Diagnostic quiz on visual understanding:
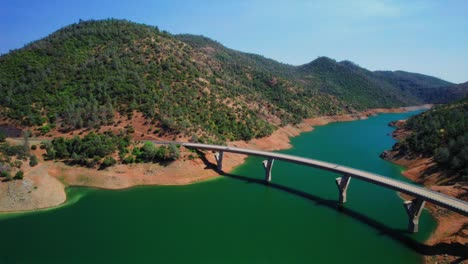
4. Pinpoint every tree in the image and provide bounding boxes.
[0,132,6,142]
[14,170,24,180]
[29,155,39,167]
[168,143,180,160]
[450,157,462,170]
[44,147,56,160]
[0,164,10,175]
[1,171,12,181]
[140,142,157,162]
[435,147,450,164]
[22,130,31,155]
[101,156,116,169]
